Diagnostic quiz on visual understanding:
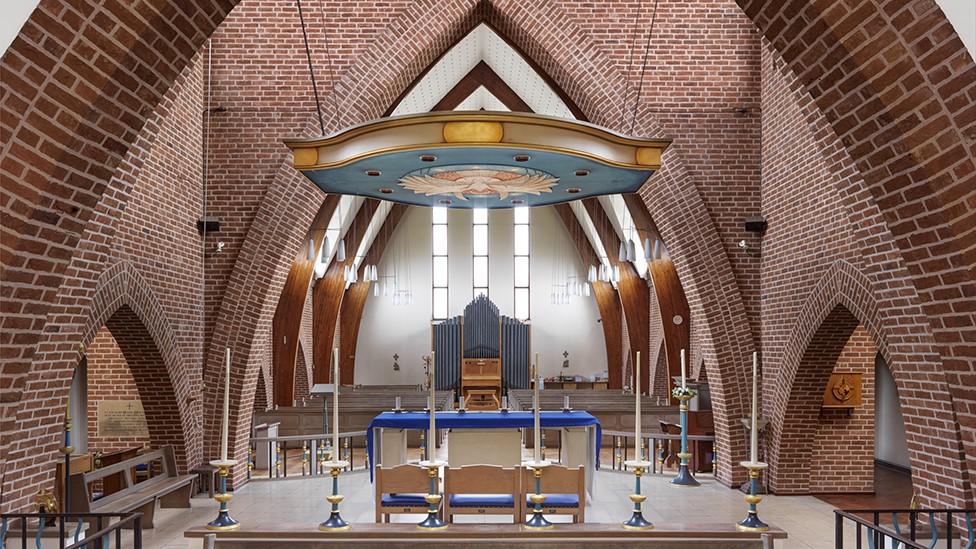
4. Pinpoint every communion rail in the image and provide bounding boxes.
[602,429,716,474]
[0,511,142,549]
[834,508,975,549]
[248,430,368,480]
